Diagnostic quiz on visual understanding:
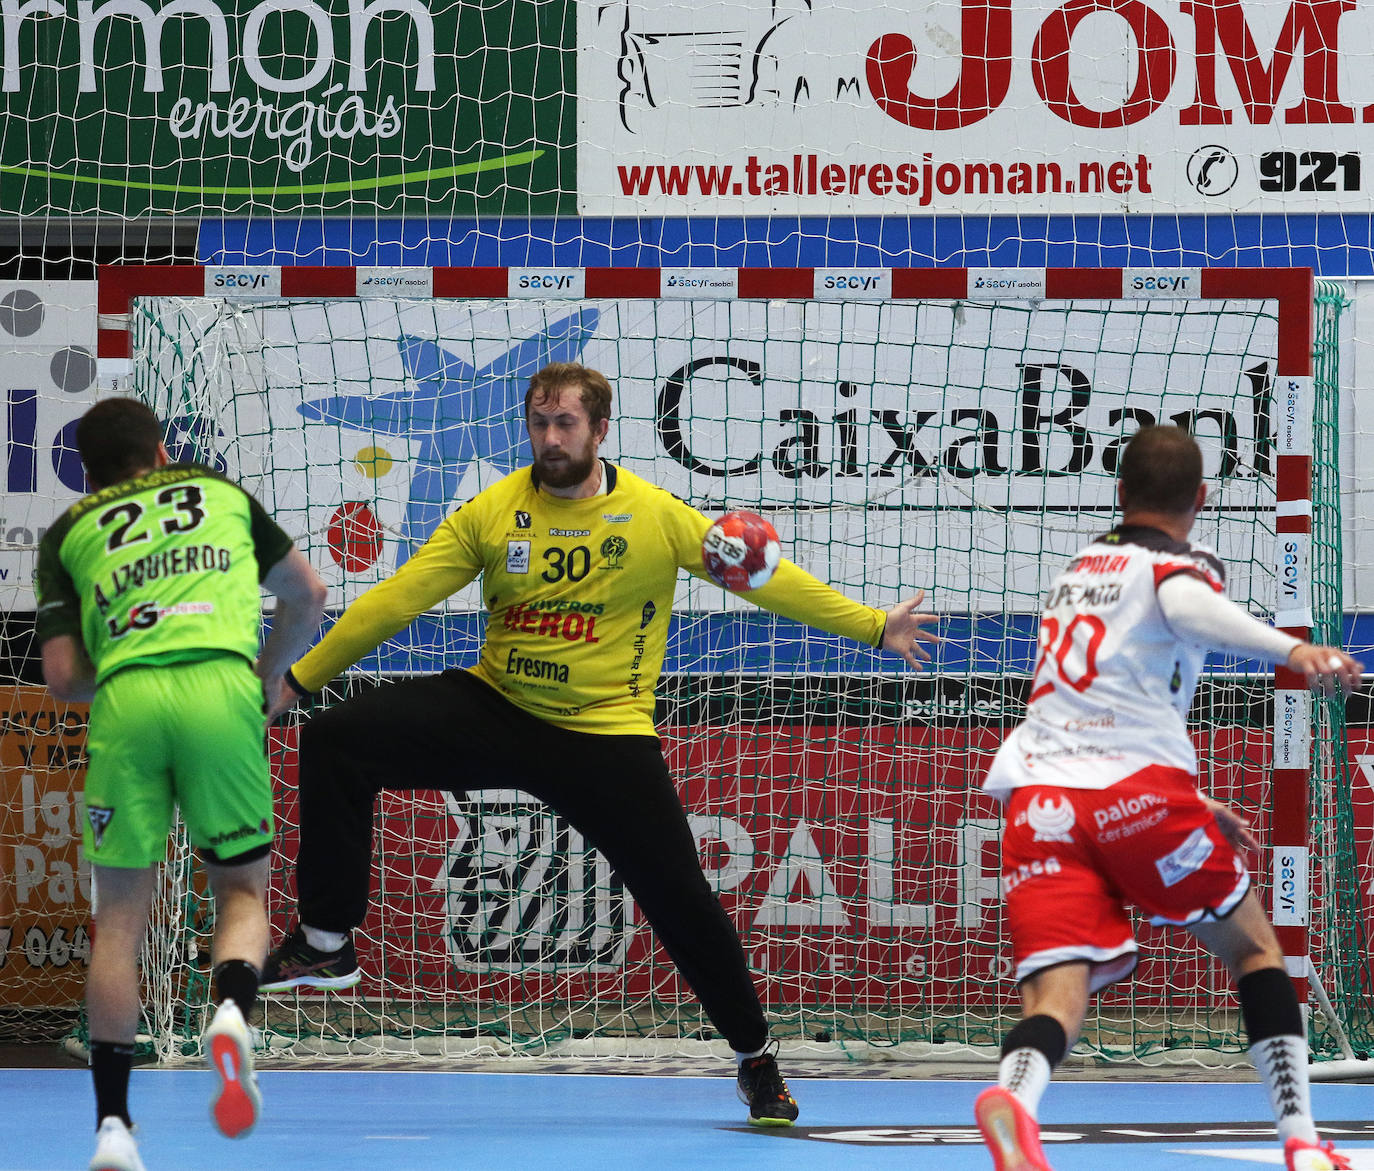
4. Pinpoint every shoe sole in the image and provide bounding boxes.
[975,1089,1050,1171]
[208,1028,261,1139]
[746,1115,797,1128]
[259,969,362,993]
